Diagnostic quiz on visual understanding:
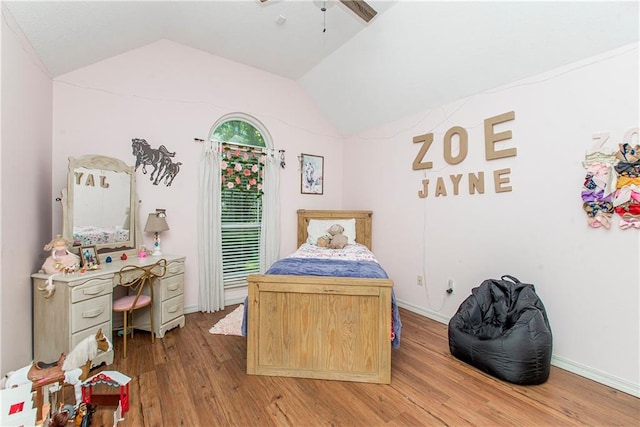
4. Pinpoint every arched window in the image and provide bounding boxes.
[212,117,269,289]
